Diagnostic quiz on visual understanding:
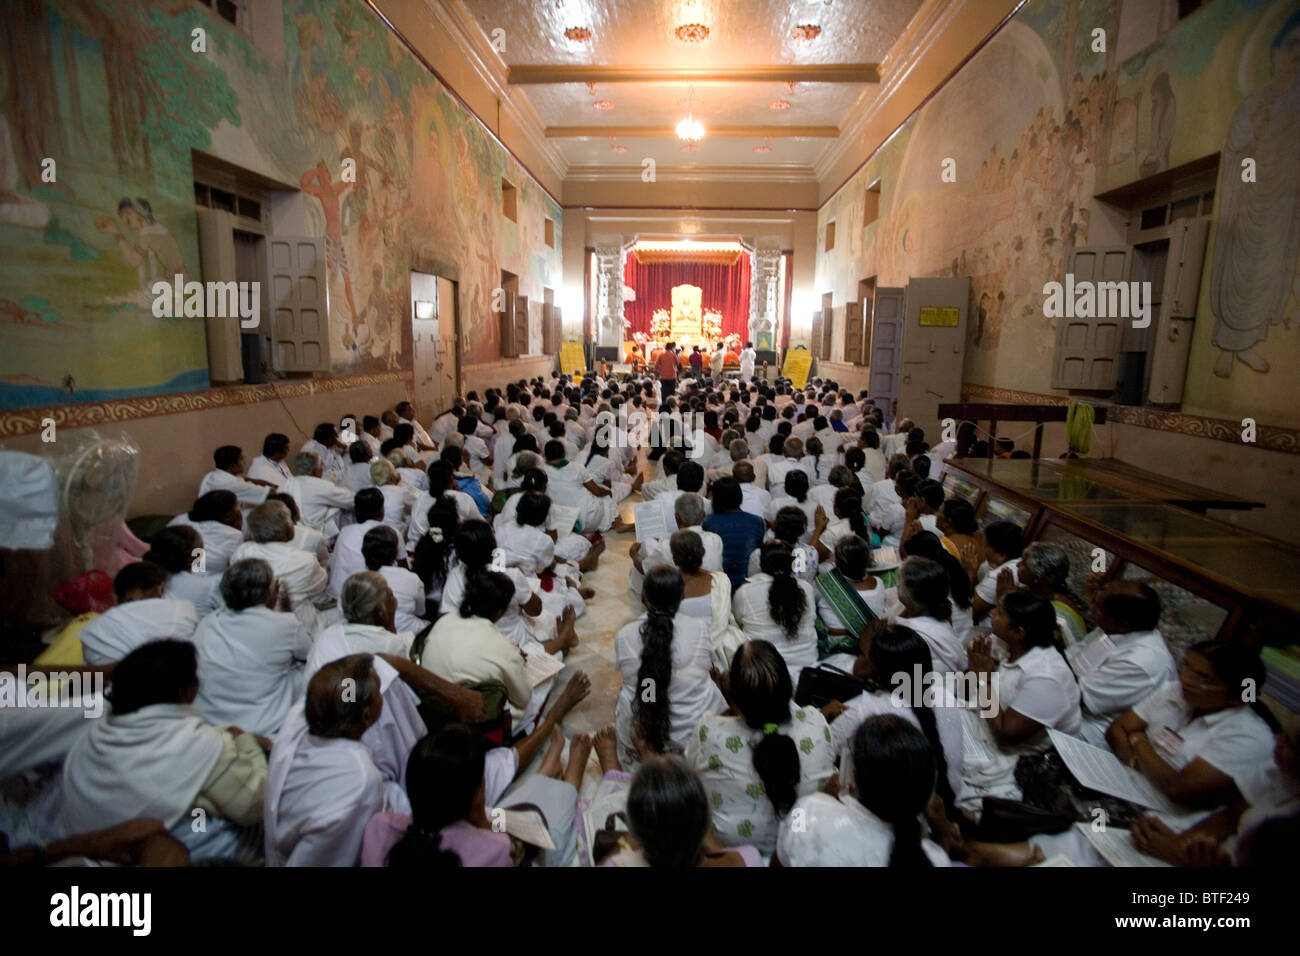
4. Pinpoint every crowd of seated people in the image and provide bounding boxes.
[2,367,1295,869]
